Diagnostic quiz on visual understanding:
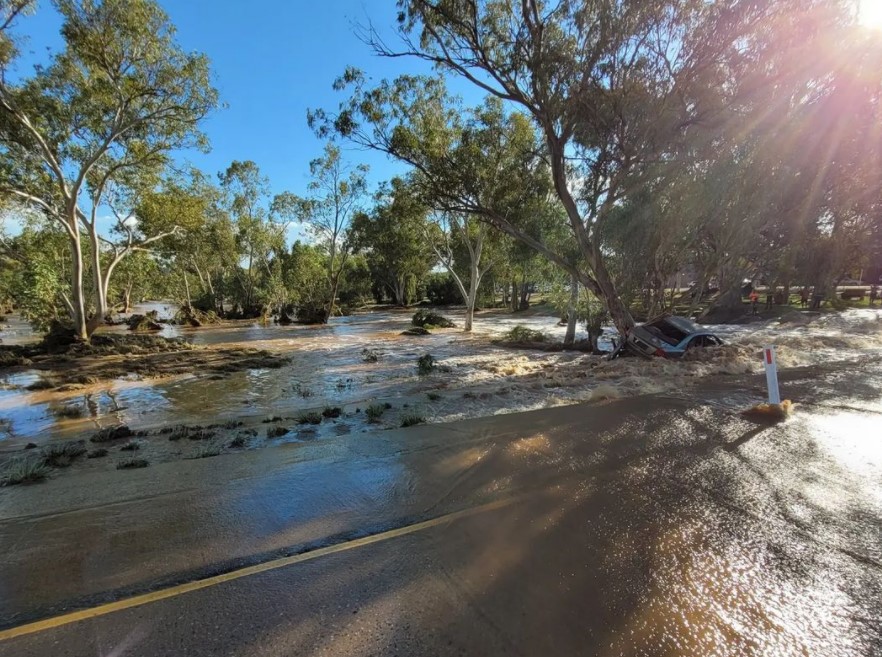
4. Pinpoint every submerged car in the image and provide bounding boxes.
[624,315,723,358]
